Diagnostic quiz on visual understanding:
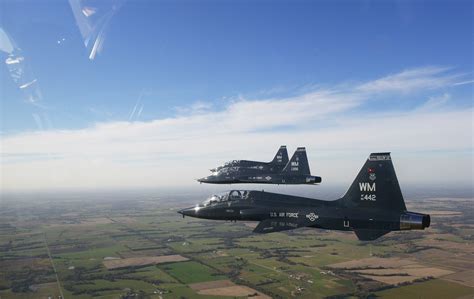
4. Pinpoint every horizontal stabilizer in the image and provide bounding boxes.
[253,218,312,234]
[354,229,390,241]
